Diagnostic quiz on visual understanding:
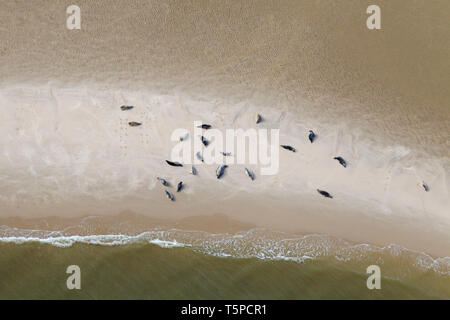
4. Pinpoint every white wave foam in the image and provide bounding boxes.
[0,233,187,249]
[0,227,448,276]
